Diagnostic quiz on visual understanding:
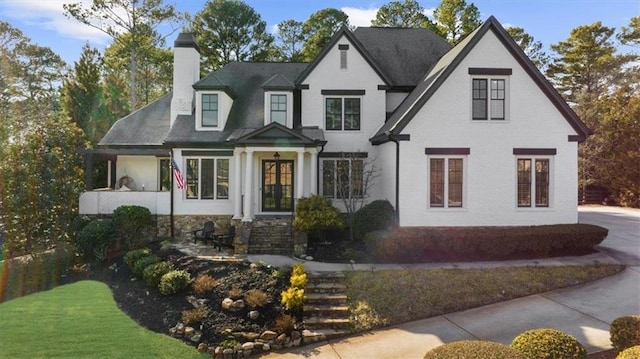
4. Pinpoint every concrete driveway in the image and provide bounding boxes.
[260,206,640,358]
